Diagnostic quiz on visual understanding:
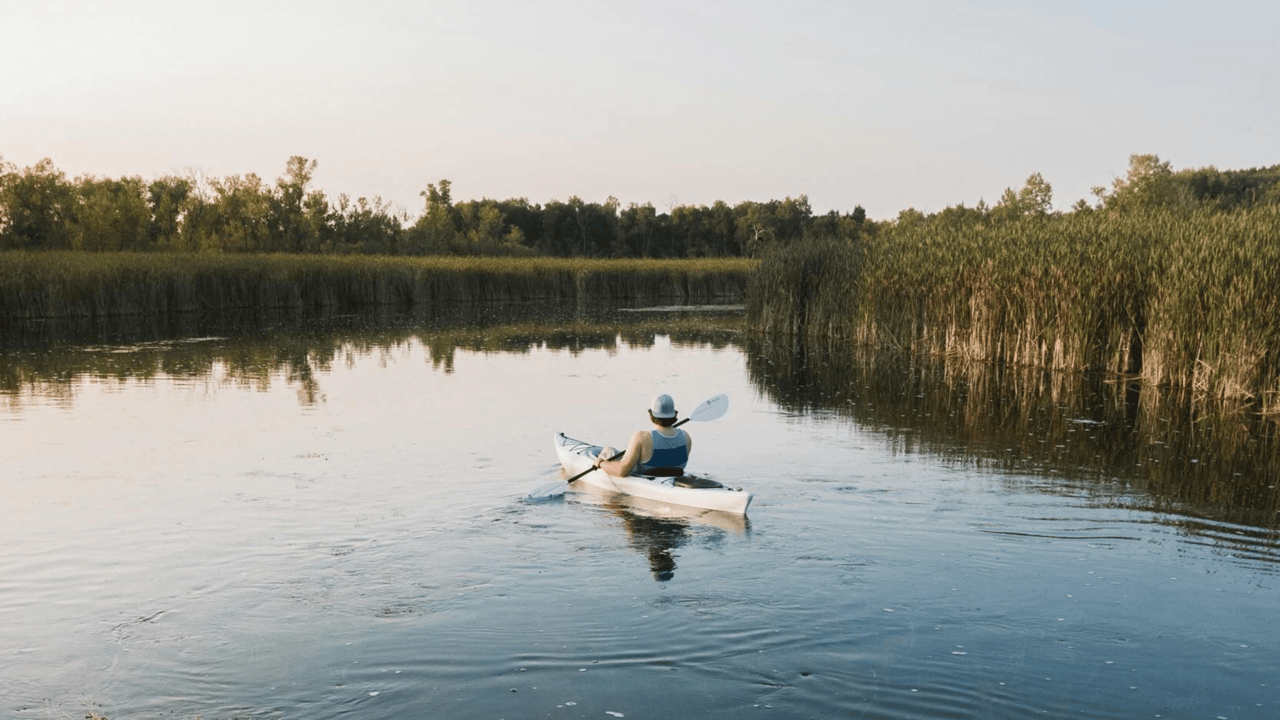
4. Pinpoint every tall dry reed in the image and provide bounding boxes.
[746,206,1280,412]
